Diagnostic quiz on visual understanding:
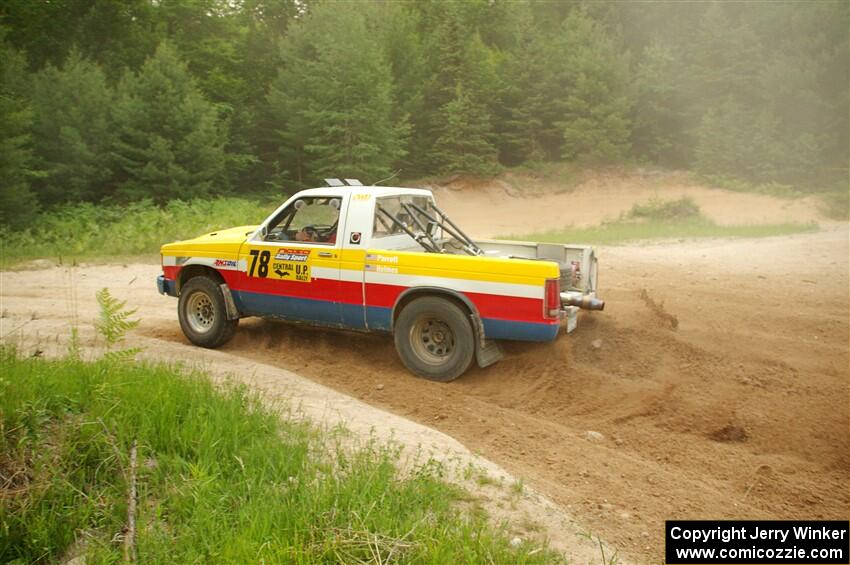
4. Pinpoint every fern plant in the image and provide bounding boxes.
[95,288,140,357]
[67,326,81,360]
